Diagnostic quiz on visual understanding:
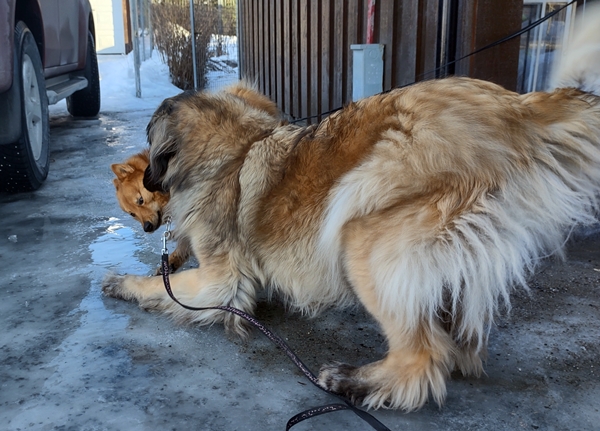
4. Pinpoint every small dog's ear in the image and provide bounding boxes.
[111,163,134,180]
